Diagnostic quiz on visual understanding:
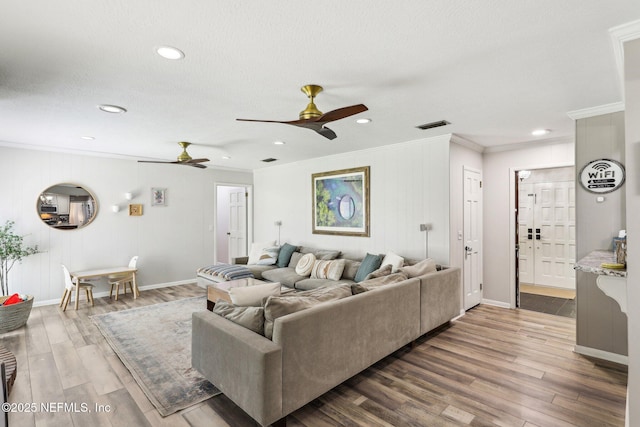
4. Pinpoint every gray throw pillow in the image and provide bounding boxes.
[212,300,265,335]
[354,253,383,282]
